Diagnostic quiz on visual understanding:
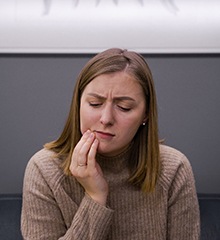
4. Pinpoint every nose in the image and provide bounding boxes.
[100,104,115,126]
